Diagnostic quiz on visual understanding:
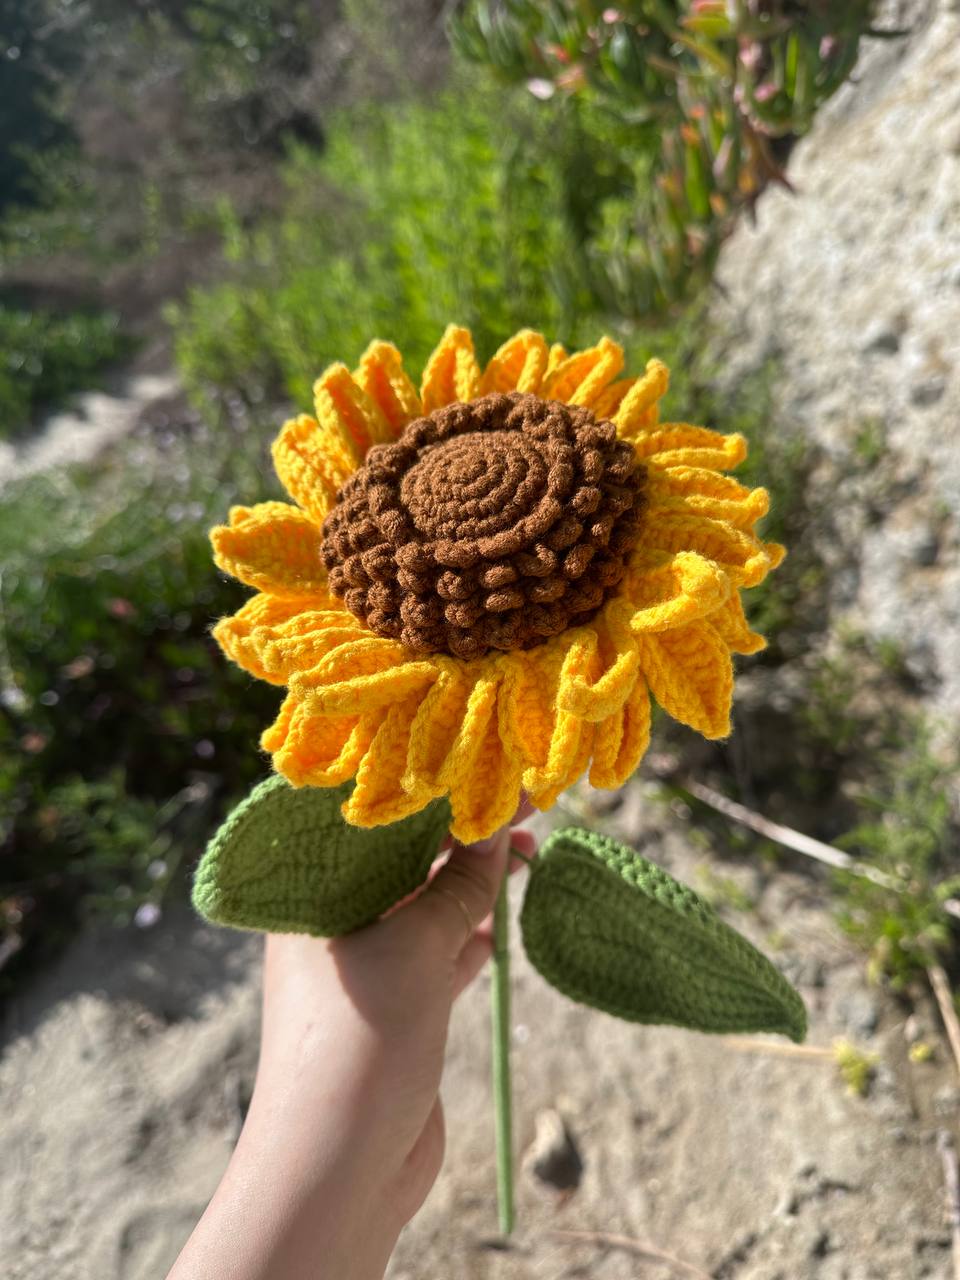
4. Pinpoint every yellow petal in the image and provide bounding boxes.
[291,637,437,717]
[498,644,566,775]
[614,358,670,437]
[559,719,594,797]
[523,635,596,807]
[637,619,733,739]
[437,664,502,793]
[314,363,393,457]
[542,336,624,407]
[555,604,641,722]
[590,675,652,789]
[260,619,370,683]
[647,467,770,530]
[271,414,350,523]
[343,692,431,827]
[622,549,732,633]
[403,657,477,795]
[635,512,779,588]
[708,593,767,655]
[260,690,299,753]
[765,542,786,572]
[545,343,568,381]
[354,340,421,435]
[634,424,748,473]
[210,502,327,597]
[591,376,638,422]
[479,330,549,395]
[421,325,481,411]
[274,702,379,787]
[448,701,524,844]
[213,594,321,684]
